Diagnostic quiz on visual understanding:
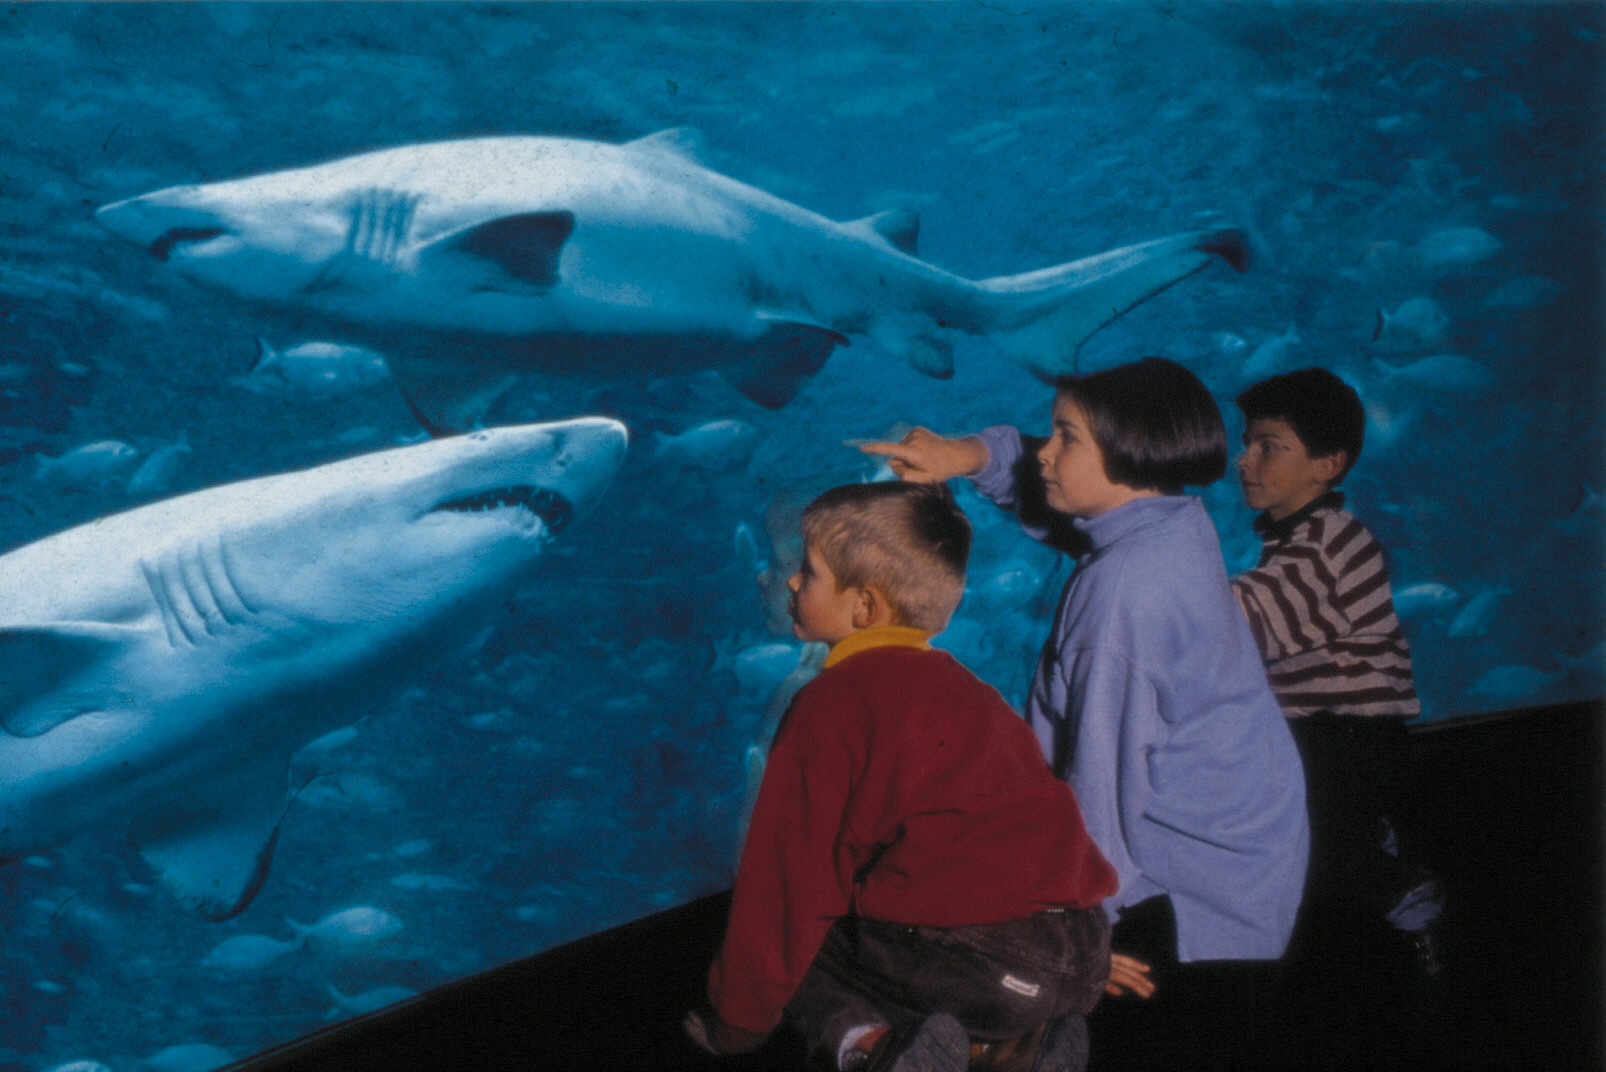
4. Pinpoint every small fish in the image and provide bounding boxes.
[1374,355,1495,393]
[241,338,392,395]
[653,419,758,469]
[389,871,472,892]
[1364,399,1419,453]
[201,933,302,971]
[1373,297,1449,349]
[34,440,142,487]
[287,905,404,945]
[724,641,804,696]
[1212,332,1249,355]
[1483,275,1563,311]
[969,563,1048,613]
[733,520,765,578]
[1466,664,1565,705]
[1415,226,1502,269]
[137,1043,235,1072]
[1392,582,1459,619]
[126,433,192,498]
[1448,584,1512,637]
[1560,641,1606,674]
[1242,325,1301,379]
[325,984,420,1020]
